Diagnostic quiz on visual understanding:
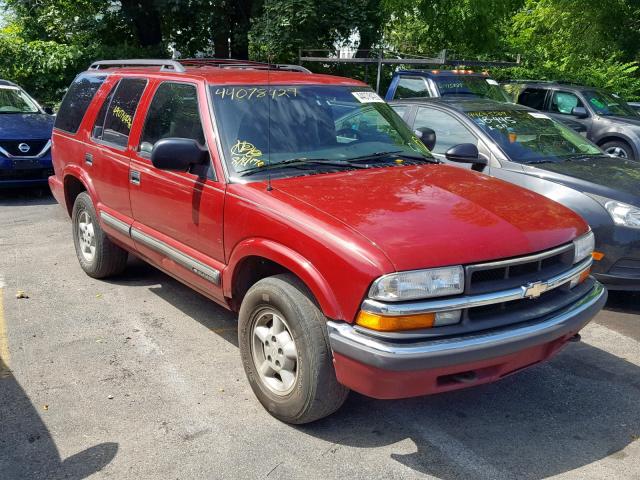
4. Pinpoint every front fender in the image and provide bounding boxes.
[223,238,343,320]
